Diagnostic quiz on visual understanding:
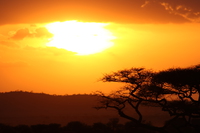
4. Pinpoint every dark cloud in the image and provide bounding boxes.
[0,0,200,24]
[11,27,53,40]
